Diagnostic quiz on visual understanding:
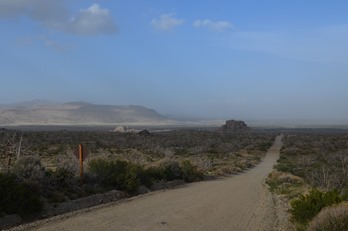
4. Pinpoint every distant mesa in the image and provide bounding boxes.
[220,119,250,132]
